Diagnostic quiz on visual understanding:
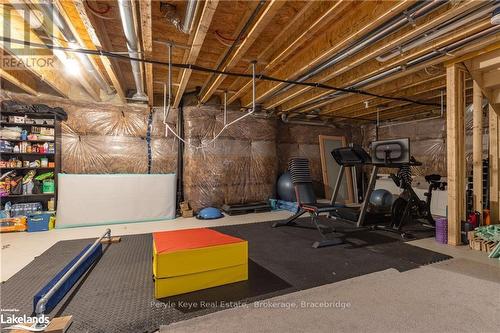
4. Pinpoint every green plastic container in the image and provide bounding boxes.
[42,179,55,193]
